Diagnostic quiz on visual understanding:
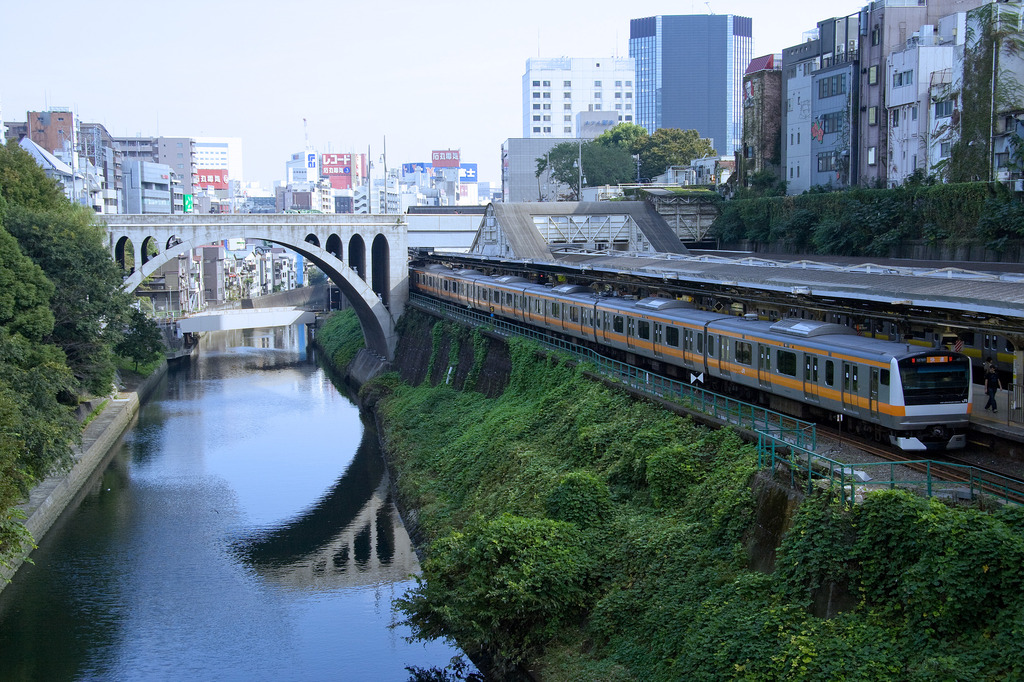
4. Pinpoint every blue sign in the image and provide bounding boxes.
[459,163,478,181]
[307,153,317,169]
